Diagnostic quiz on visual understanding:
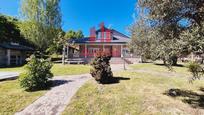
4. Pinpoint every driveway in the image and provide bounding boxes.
[0,72,19,81]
